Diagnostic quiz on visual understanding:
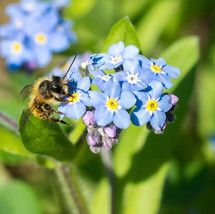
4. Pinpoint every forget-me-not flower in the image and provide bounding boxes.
[138,56,180,89]
[131,81,172,131]
[91,41,139,70]
[89,79,136,129]
[112,59,148,91]
[58,77,91,120]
